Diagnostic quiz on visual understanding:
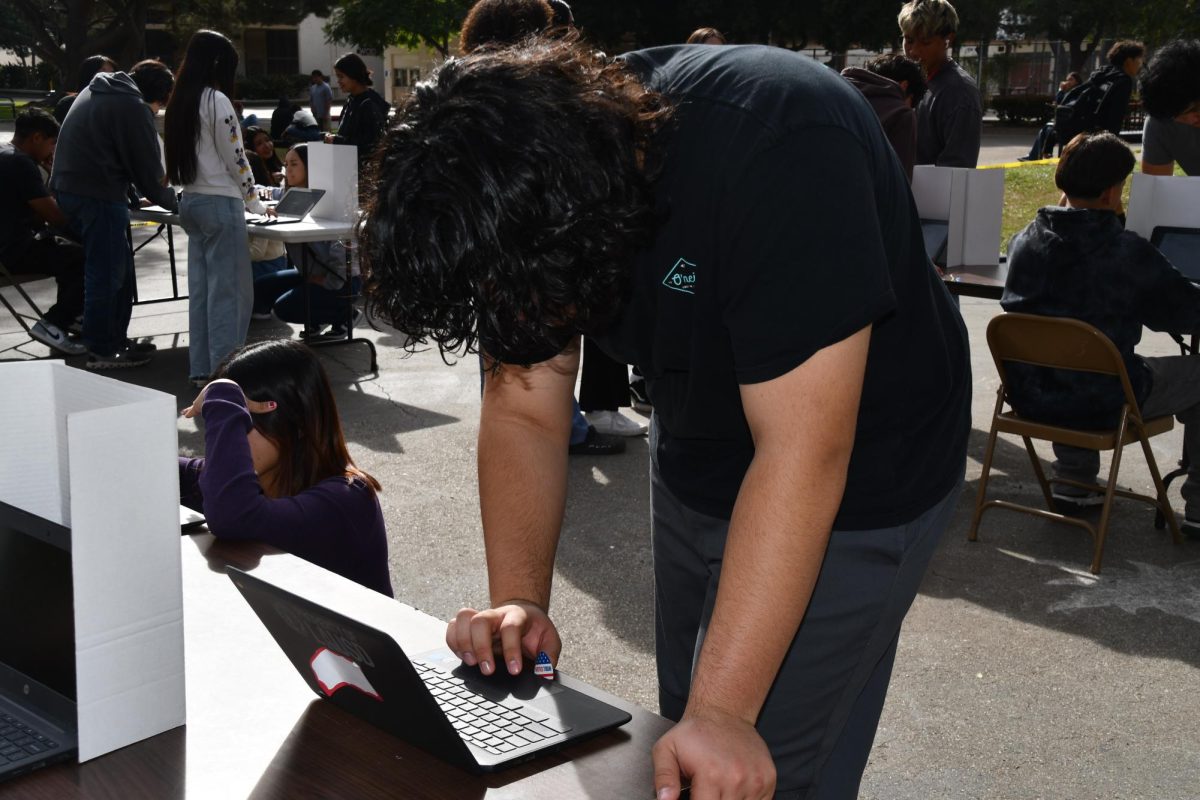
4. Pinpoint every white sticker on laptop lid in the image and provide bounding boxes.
[310,646,382,701]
